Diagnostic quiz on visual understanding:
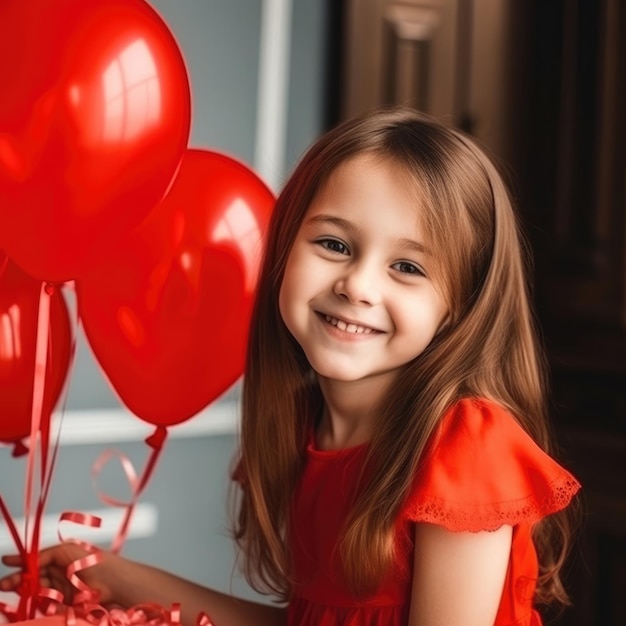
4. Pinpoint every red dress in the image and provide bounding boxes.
[287,398,581,626]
